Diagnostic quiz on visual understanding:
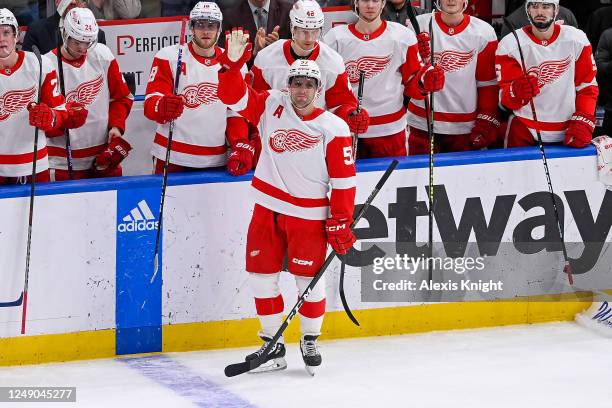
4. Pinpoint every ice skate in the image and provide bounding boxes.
[245,335,287,373]
[300,335,322,376]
